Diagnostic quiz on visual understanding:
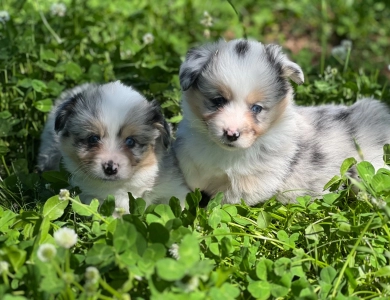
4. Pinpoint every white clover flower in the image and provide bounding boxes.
[59,189,70,201]
[0,11,10,23]
[200,11,213,27]
[85,266,100,284]
[37,243,57,262]
[340,39,352,50]
[114,207,126,218]
[45,183,51,190]
[169,243,180,260]
[372,197,387,209]
[54,227,78,249]
[0,261,9,275]
[50,3,67,17]
[62,272,74,284]
[331,45,347,60]
[142,33,154,45]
